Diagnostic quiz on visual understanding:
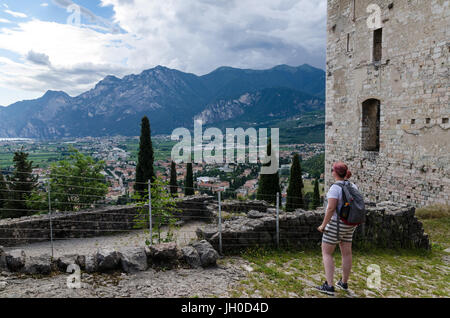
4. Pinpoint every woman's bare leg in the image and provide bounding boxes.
[321,242,336,285]
[339,242,352,283]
